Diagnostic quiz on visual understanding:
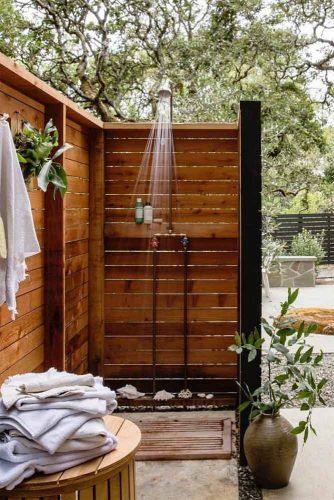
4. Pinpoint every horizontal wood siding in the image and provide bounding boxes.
[0,83,45,382]
[104,126,239,401]
[64,119,90,373]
